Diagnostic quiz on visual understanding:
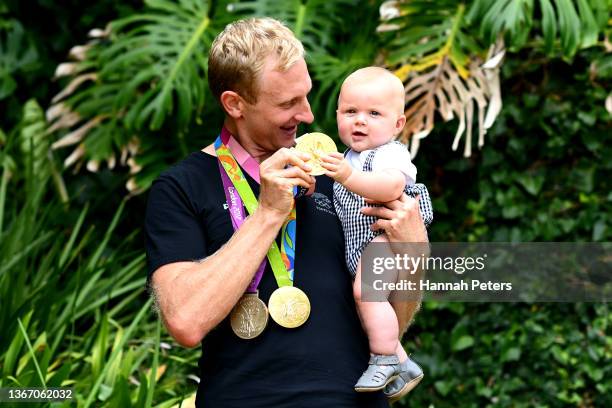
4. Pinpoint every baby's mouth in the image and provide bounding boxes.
[352,131,367,137]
